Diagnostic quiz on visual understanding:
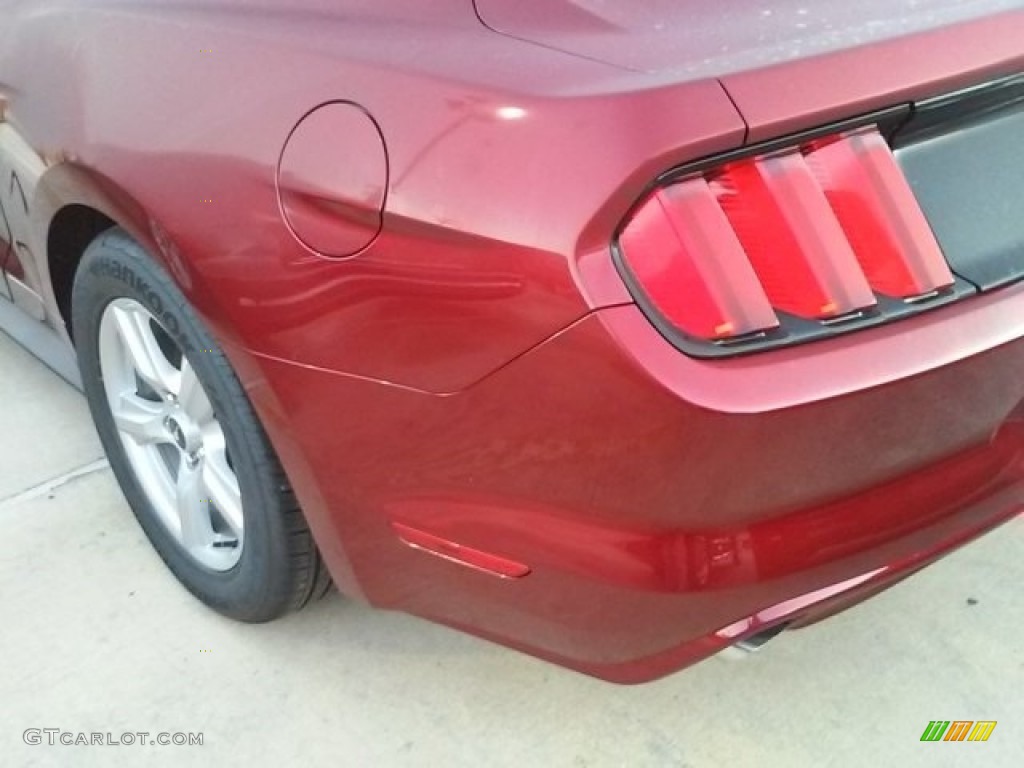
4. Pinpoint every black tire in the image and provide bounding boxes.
[72,228,331,621]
